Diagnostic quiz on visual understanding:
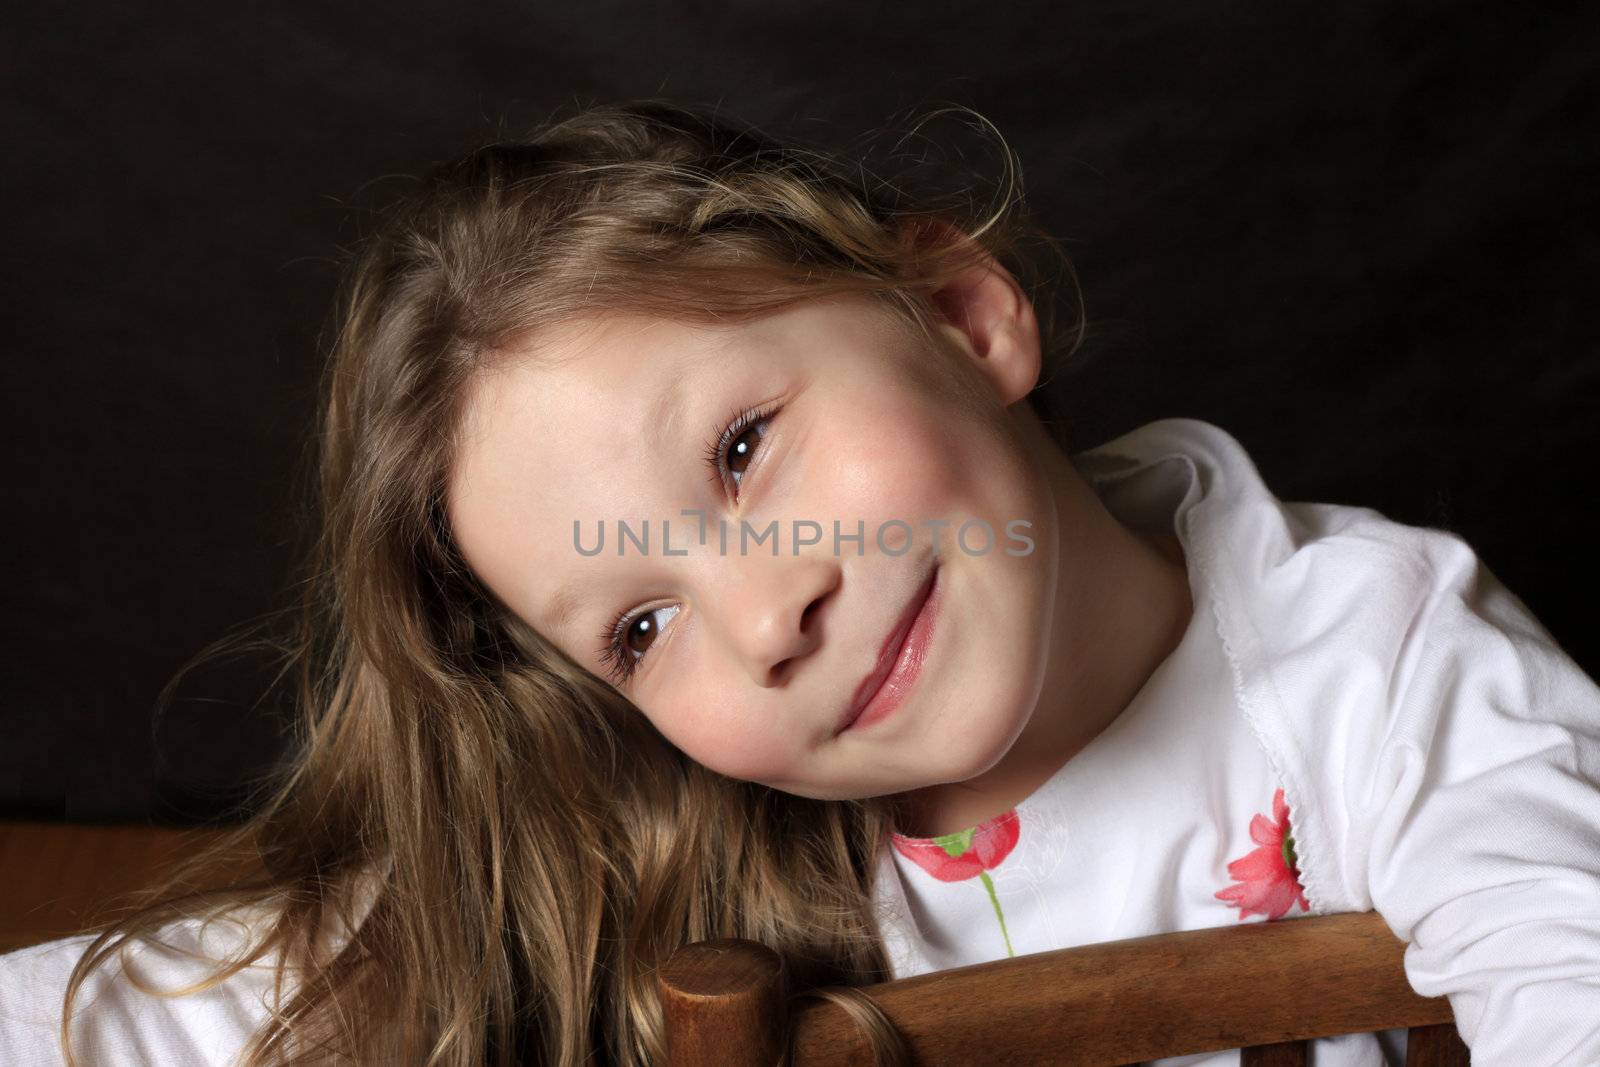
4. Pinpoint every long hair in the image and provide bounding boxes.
[60,98,1086,1066]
